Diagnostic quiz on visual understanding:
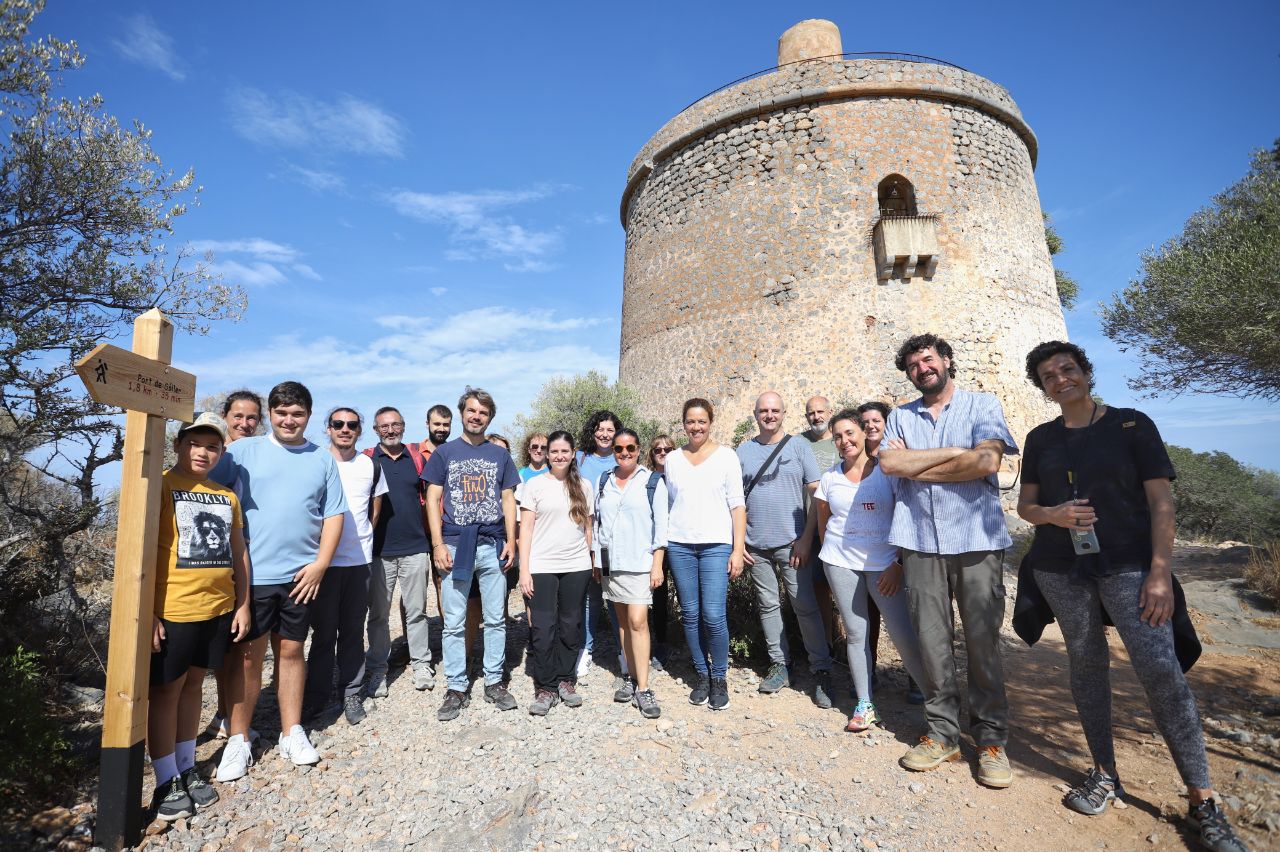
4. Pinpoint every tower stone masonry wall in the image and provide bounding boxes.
[619,50,1067,455]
